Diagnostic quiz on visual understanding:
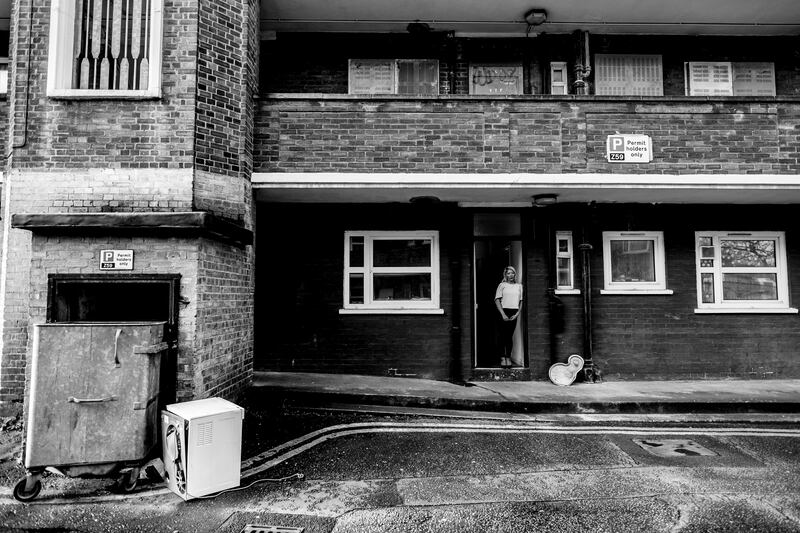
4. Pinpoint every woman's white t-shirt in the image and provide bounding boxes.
[495,282,523,309]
